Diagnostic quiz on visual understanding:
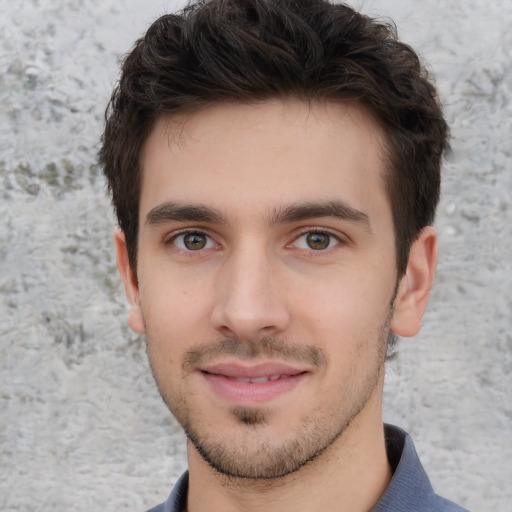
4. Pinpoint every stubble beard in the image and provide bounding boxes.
[183,396,377,480]
[146,283,398,483]
[147,301,394,481]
